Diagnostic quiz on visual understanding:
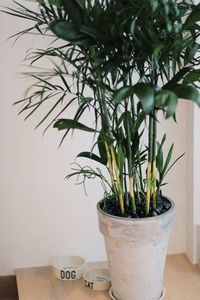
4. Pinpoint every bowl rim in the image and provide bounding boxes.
[52,255,86,269]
